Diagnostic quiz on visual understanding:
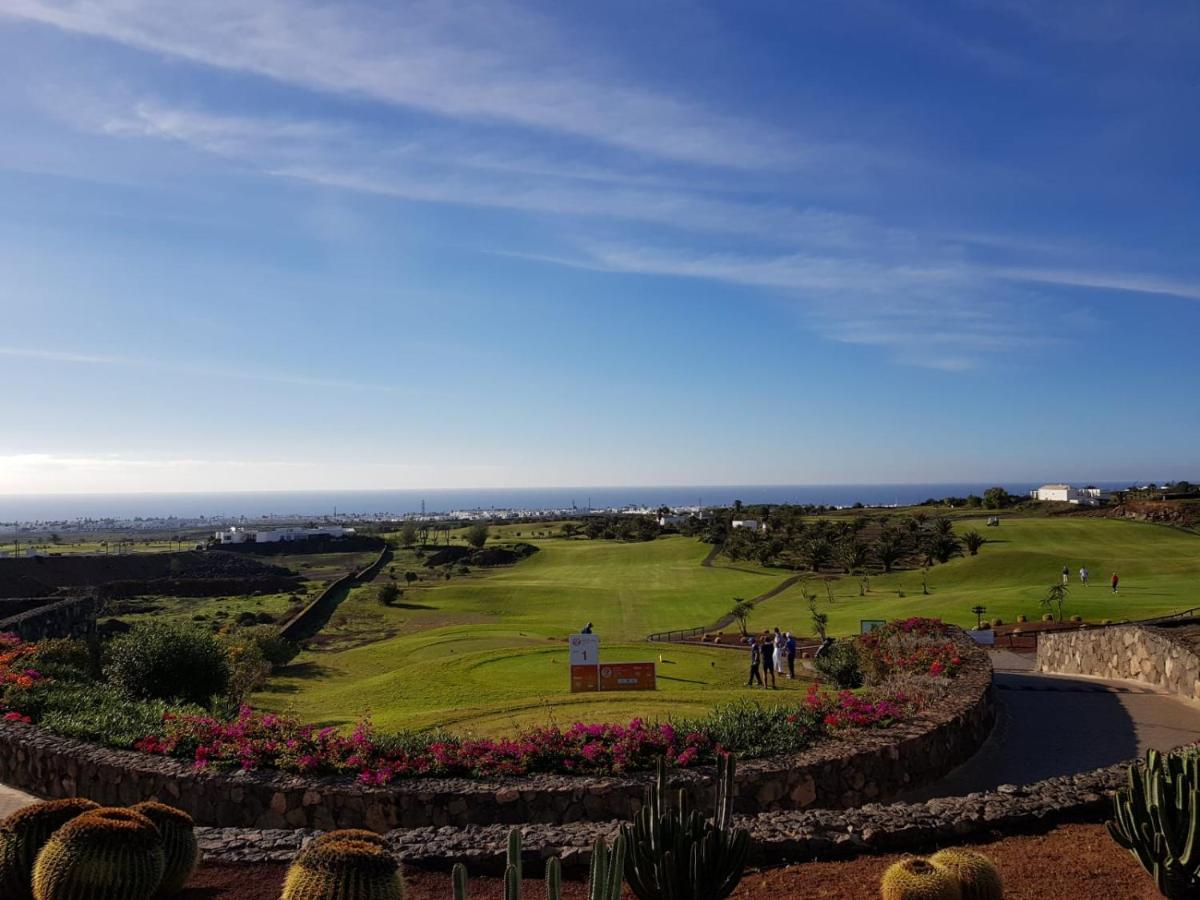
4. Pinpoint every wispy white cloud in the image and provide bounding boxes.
[994,268,1200,301]
[0,347,402,393]
[2,0,796,168]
